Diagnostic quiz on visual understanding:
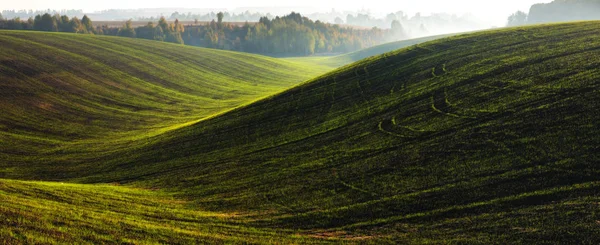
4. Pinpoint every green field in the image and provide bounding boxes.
[285,34,453,69]
[0,30,332,179]
[2,22,600,244]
